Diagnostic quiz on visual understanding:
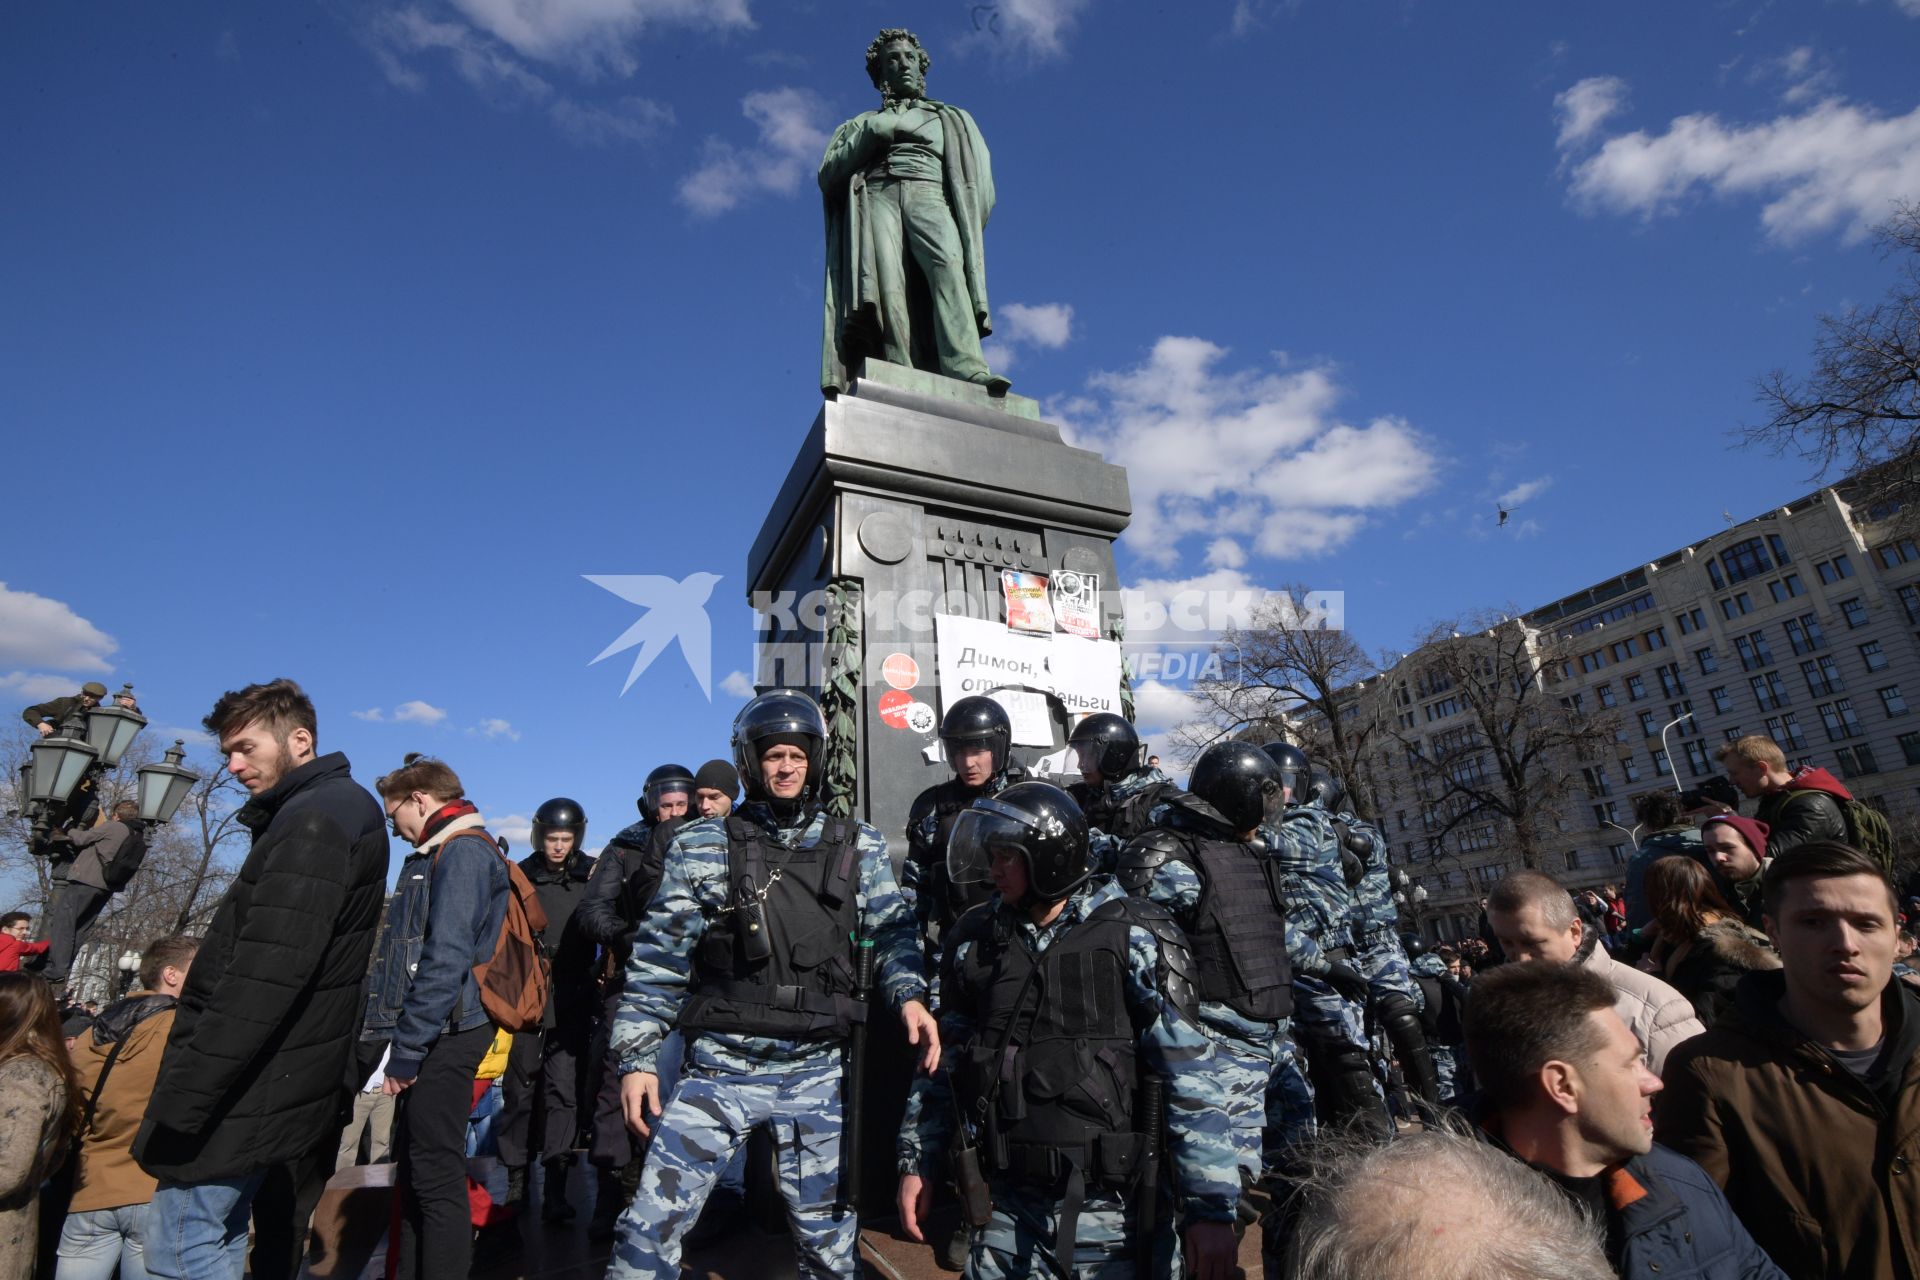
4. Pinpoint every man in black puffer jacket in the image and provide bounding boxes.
[133,680,390,1280]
